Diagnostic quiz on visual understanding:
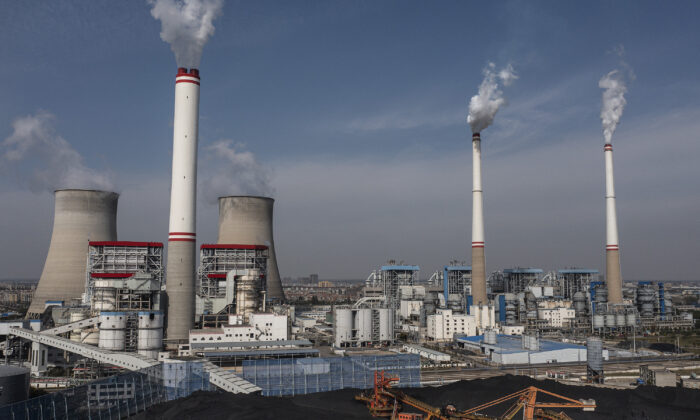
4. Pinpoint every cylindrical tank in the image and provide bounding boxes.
[484,329,497,345]
[92,280,117,312]
[354,308,373,343]
[592,314,605,329]
[615,312,626,327]
[27,190,119,318]
[637,285,655,318]
[573,292,587,316]
[587,337,604,383]
[217,196,284,301]
[604,313,616,328]
[235,269,261,321]
[377,308,393,342]
[81,328,99,346]
[626,311,637,326]
[0,366,30,406]
[69,310,87,342]
[99,312,126,351]
[595,286,608,308]
[137,311,164,359]
[334,308,353,347]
